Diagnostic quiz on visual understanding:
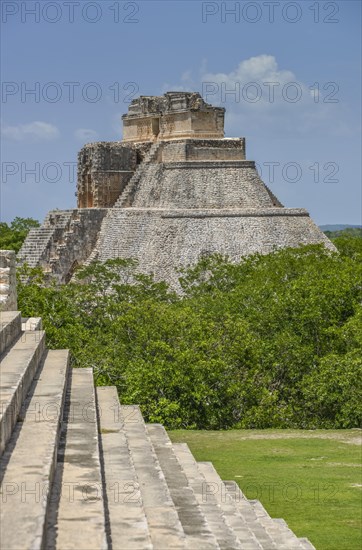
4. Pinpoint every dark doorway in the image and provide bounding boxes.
[151,117,160,138]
